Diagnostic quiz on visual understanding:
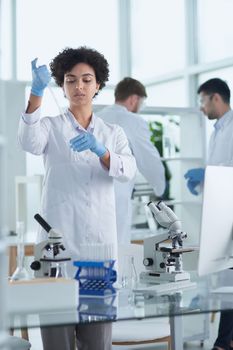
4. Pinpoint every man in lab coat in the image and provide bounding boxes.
[185,78,233,195]
[98,77,165,243]
[184,78,233,350]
